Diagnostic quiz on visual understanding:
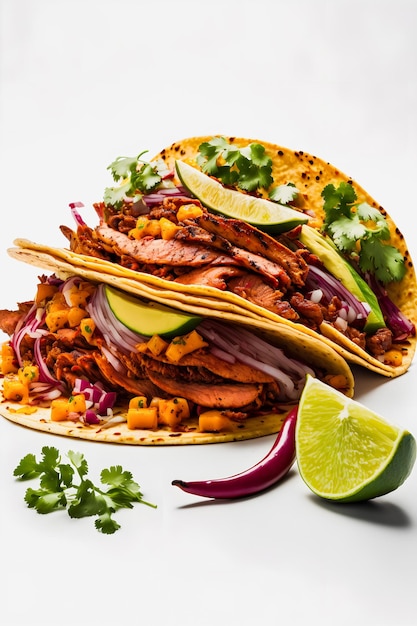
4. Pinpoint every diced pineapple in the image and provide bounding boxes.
[165,330,208,363]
